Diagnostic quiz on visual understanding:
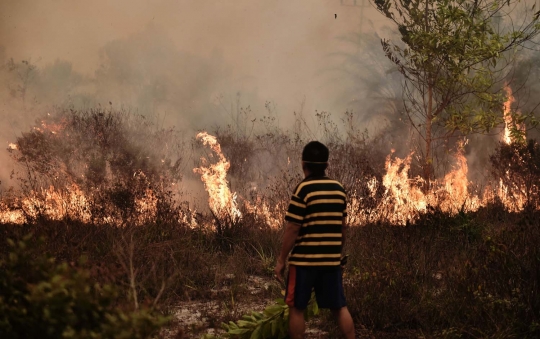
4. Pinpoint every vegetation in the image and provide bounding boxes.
[372,0,540,182]
[1,108,540,338]
[0,235,169,338]
[490,139,540,210]
[202,295,318,339]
